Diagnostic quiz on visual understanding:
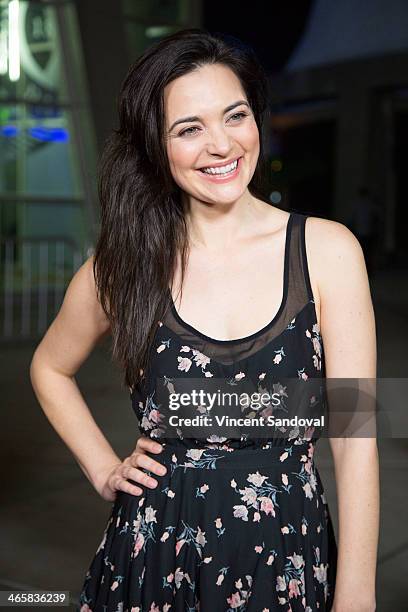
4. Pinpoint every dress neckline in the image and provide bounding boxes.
[167,211,294,346]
